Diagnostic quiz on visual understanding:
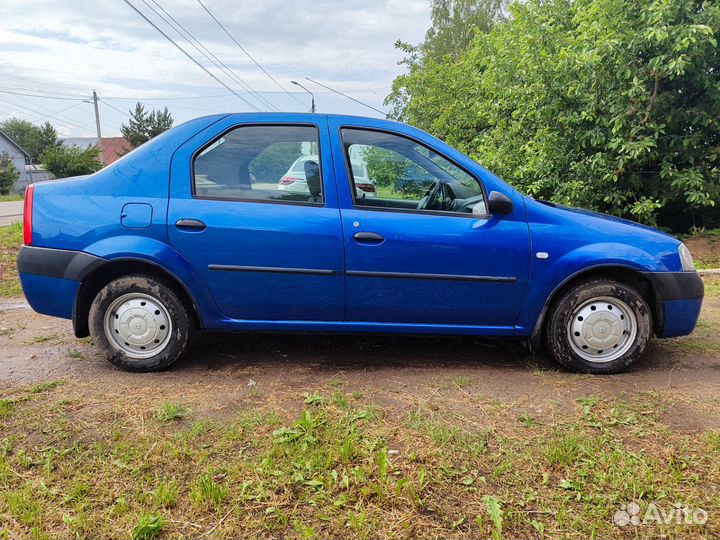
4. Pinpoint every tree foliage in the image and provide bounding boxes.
[387,0,720,230]
[249,143,302,181]
[0,118,62,163]
[0,153,20,195]
[40,145,102,179]
[120,103,174,148]
[423,0,507,61]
